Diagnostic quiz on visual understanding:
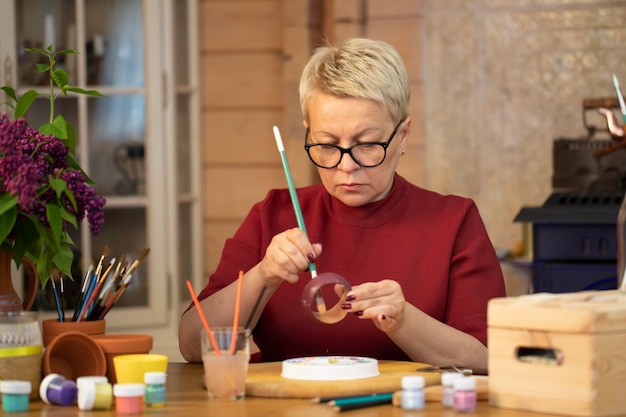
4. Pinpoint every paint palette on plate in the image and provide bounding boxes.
[281,356,379,381]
